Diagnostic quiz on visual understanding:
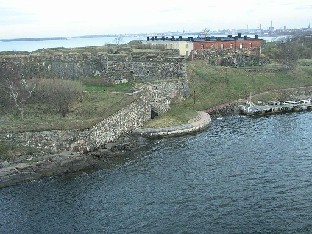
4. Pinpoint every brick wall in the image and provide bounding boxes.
[193,39,262,50]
